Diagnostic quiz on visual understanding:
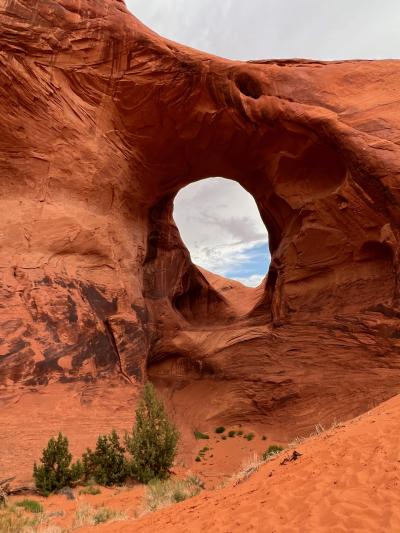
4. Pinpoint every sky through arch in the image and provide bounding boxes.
[173,178,269,287]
